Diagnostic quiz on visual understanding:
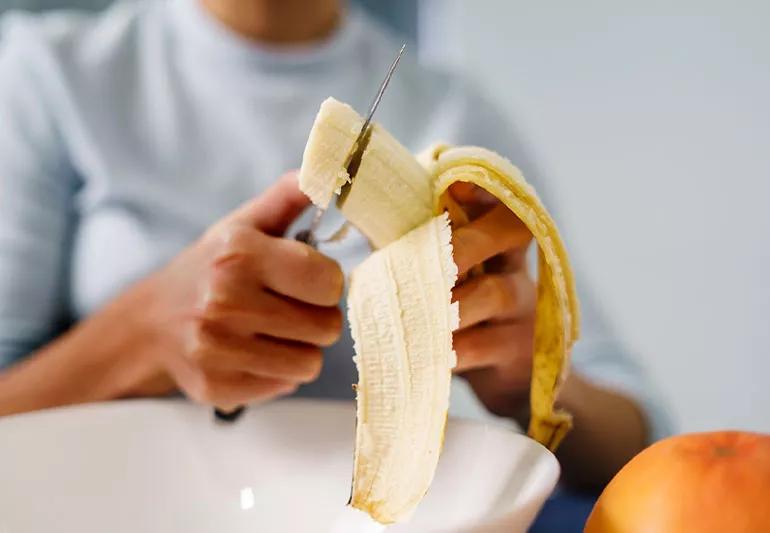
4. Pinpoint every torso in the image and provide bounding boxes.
[18,0,523,404]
